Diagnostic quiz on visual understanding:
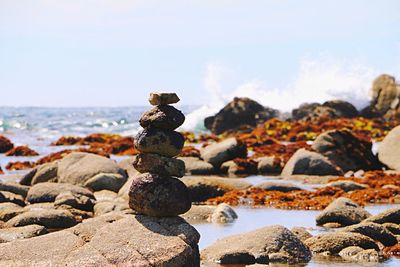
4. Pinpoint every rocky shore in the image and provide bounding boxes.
[0,75,399,265]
